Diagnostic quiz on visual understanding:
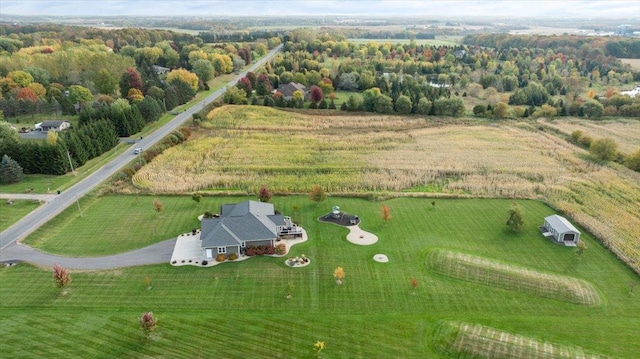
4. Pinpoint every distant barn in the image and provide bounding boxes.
[540,215,581,246]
